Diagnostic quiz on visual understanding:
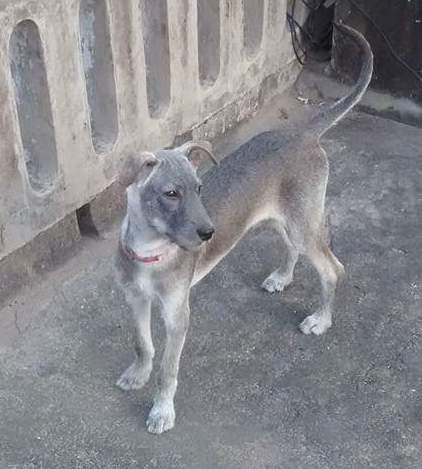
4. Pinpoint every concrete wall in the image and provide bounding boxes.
[0,1,299,278]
